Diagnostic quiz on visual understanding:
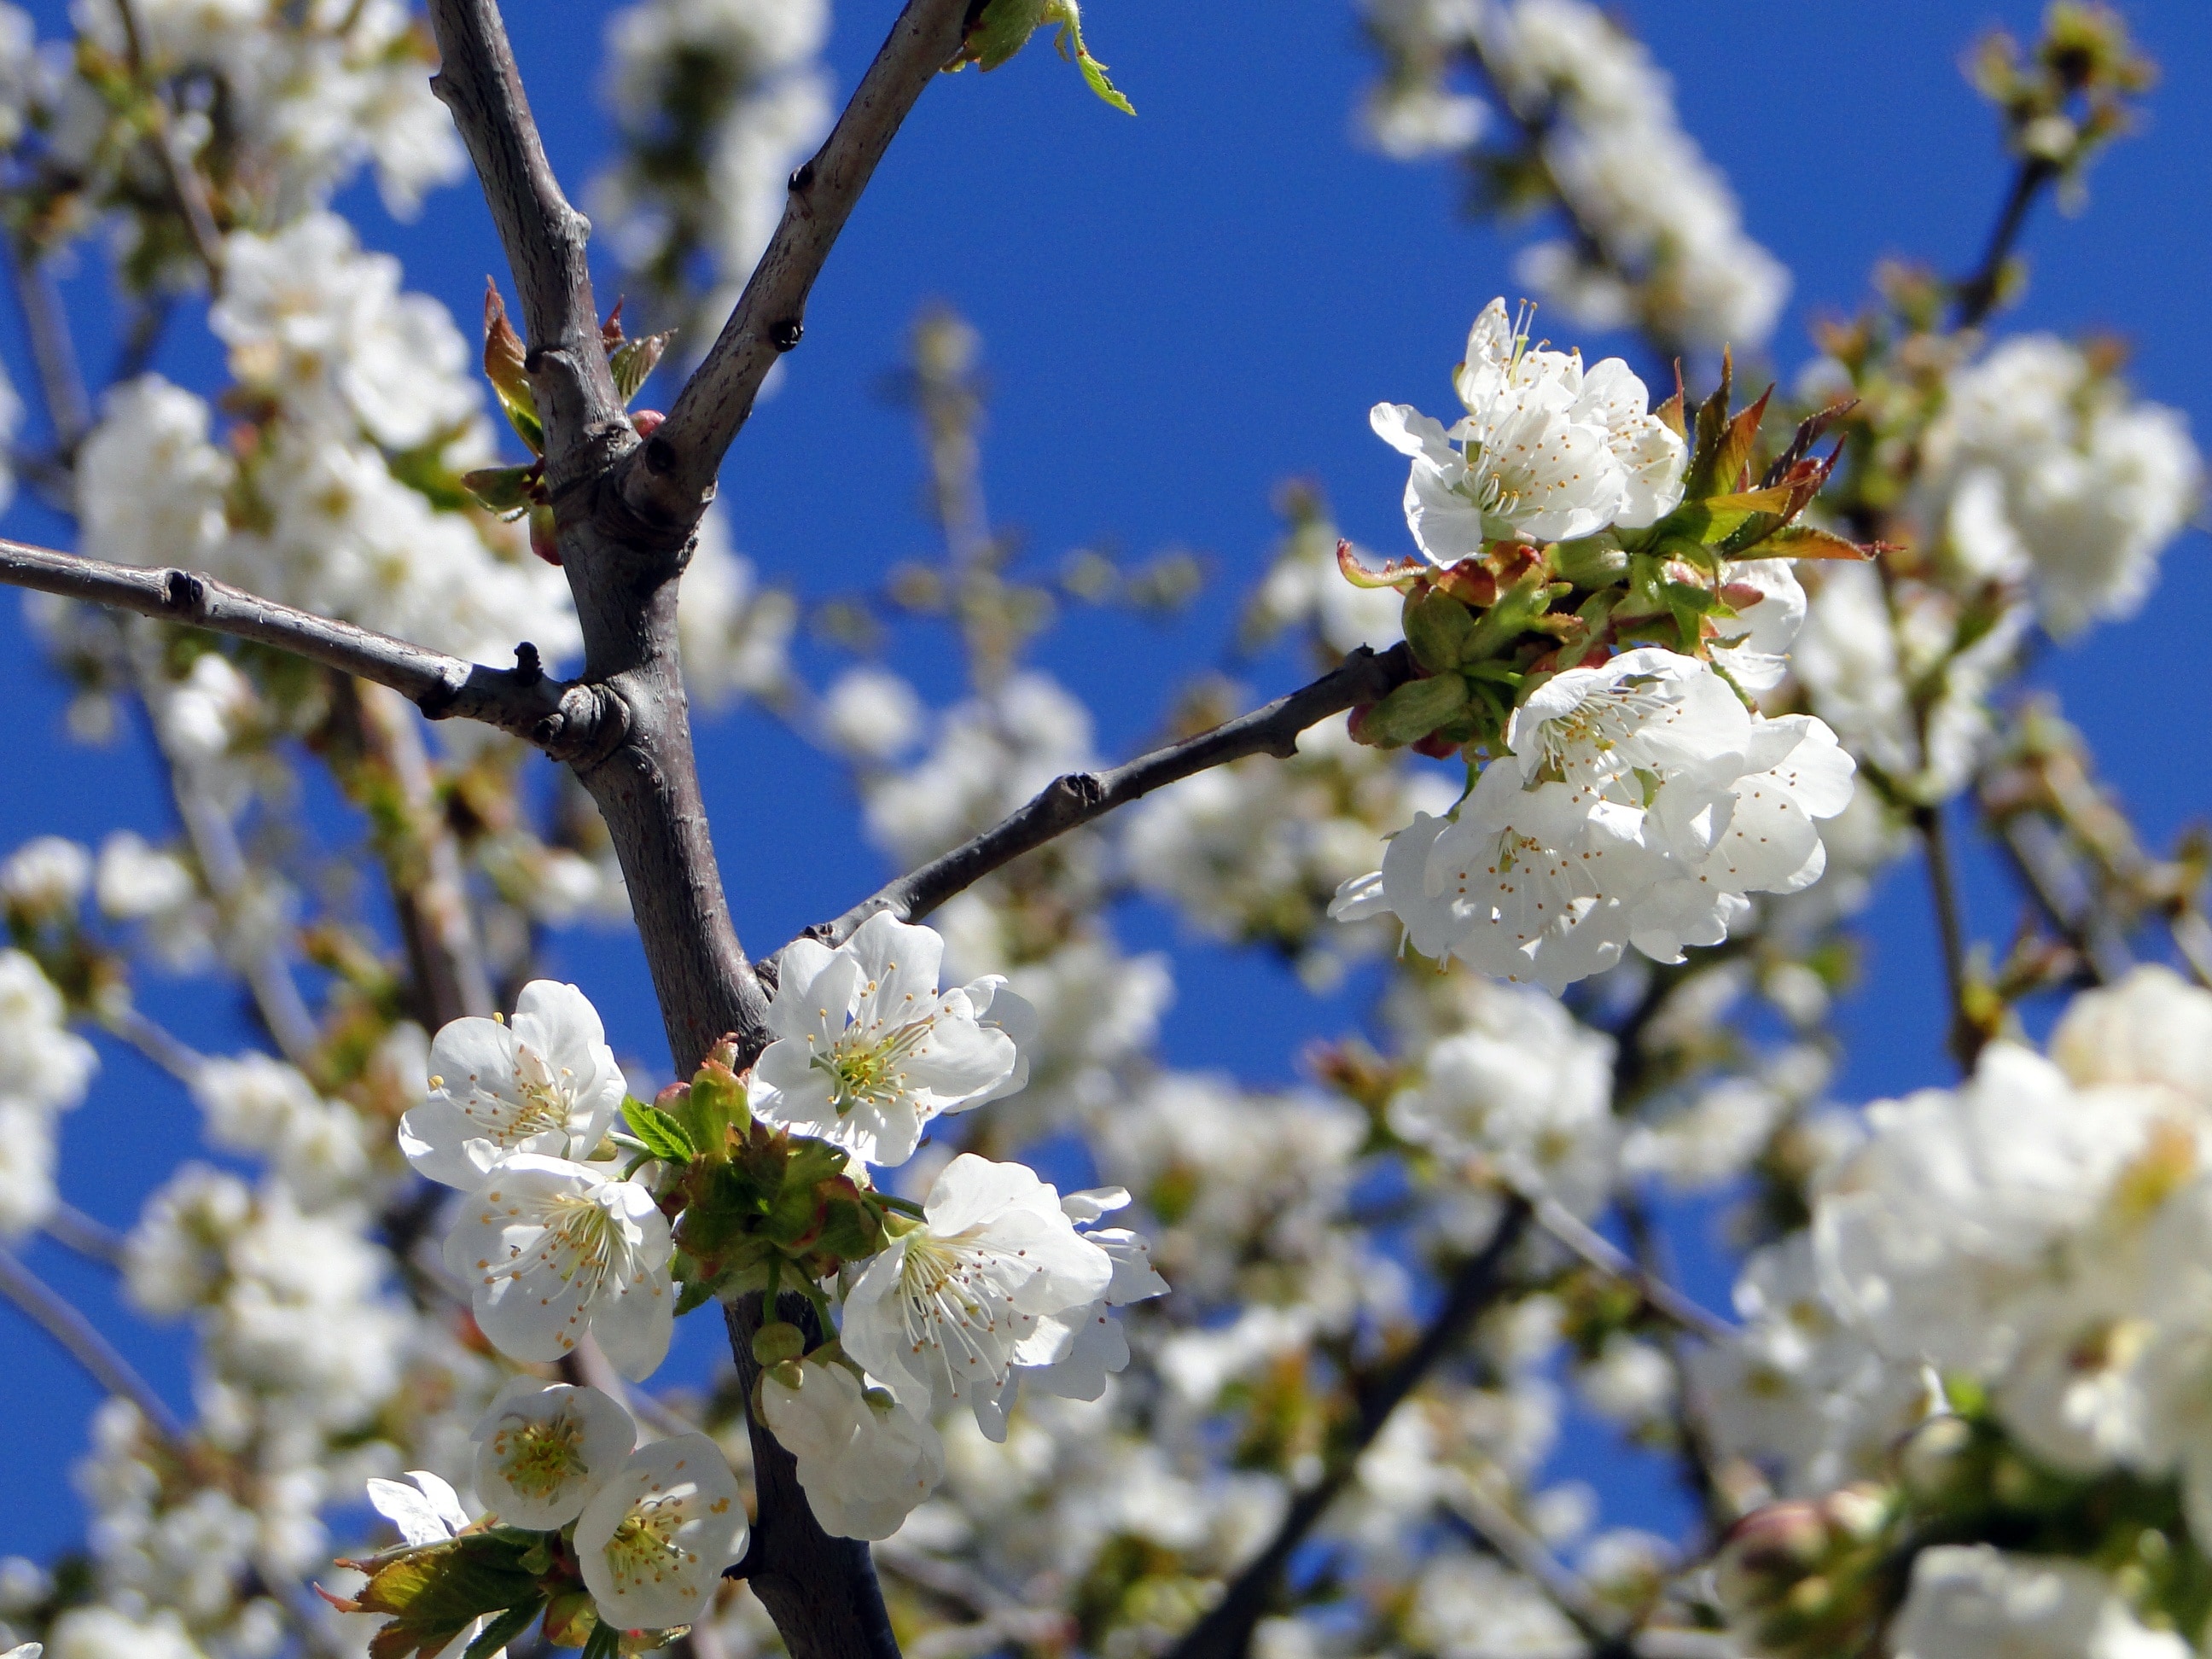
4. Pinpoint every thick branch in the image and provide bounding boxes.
[425,0,622,478]
[626,0,974,527]
[1162,1197,1532,1659]
[0,538,617,752]
[816,643,1417,946]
